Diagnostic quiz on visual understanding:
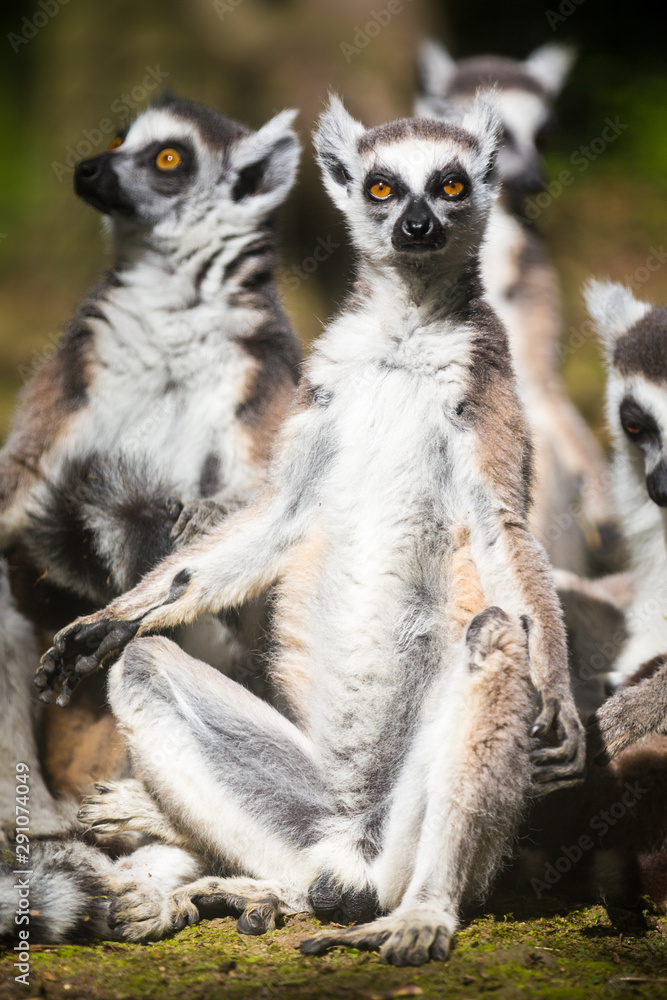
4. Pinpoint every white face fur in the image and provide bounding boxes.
[415,41,575,199]
[73,98,300,247]
[586,279,667,507]
[313,95,501,267]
